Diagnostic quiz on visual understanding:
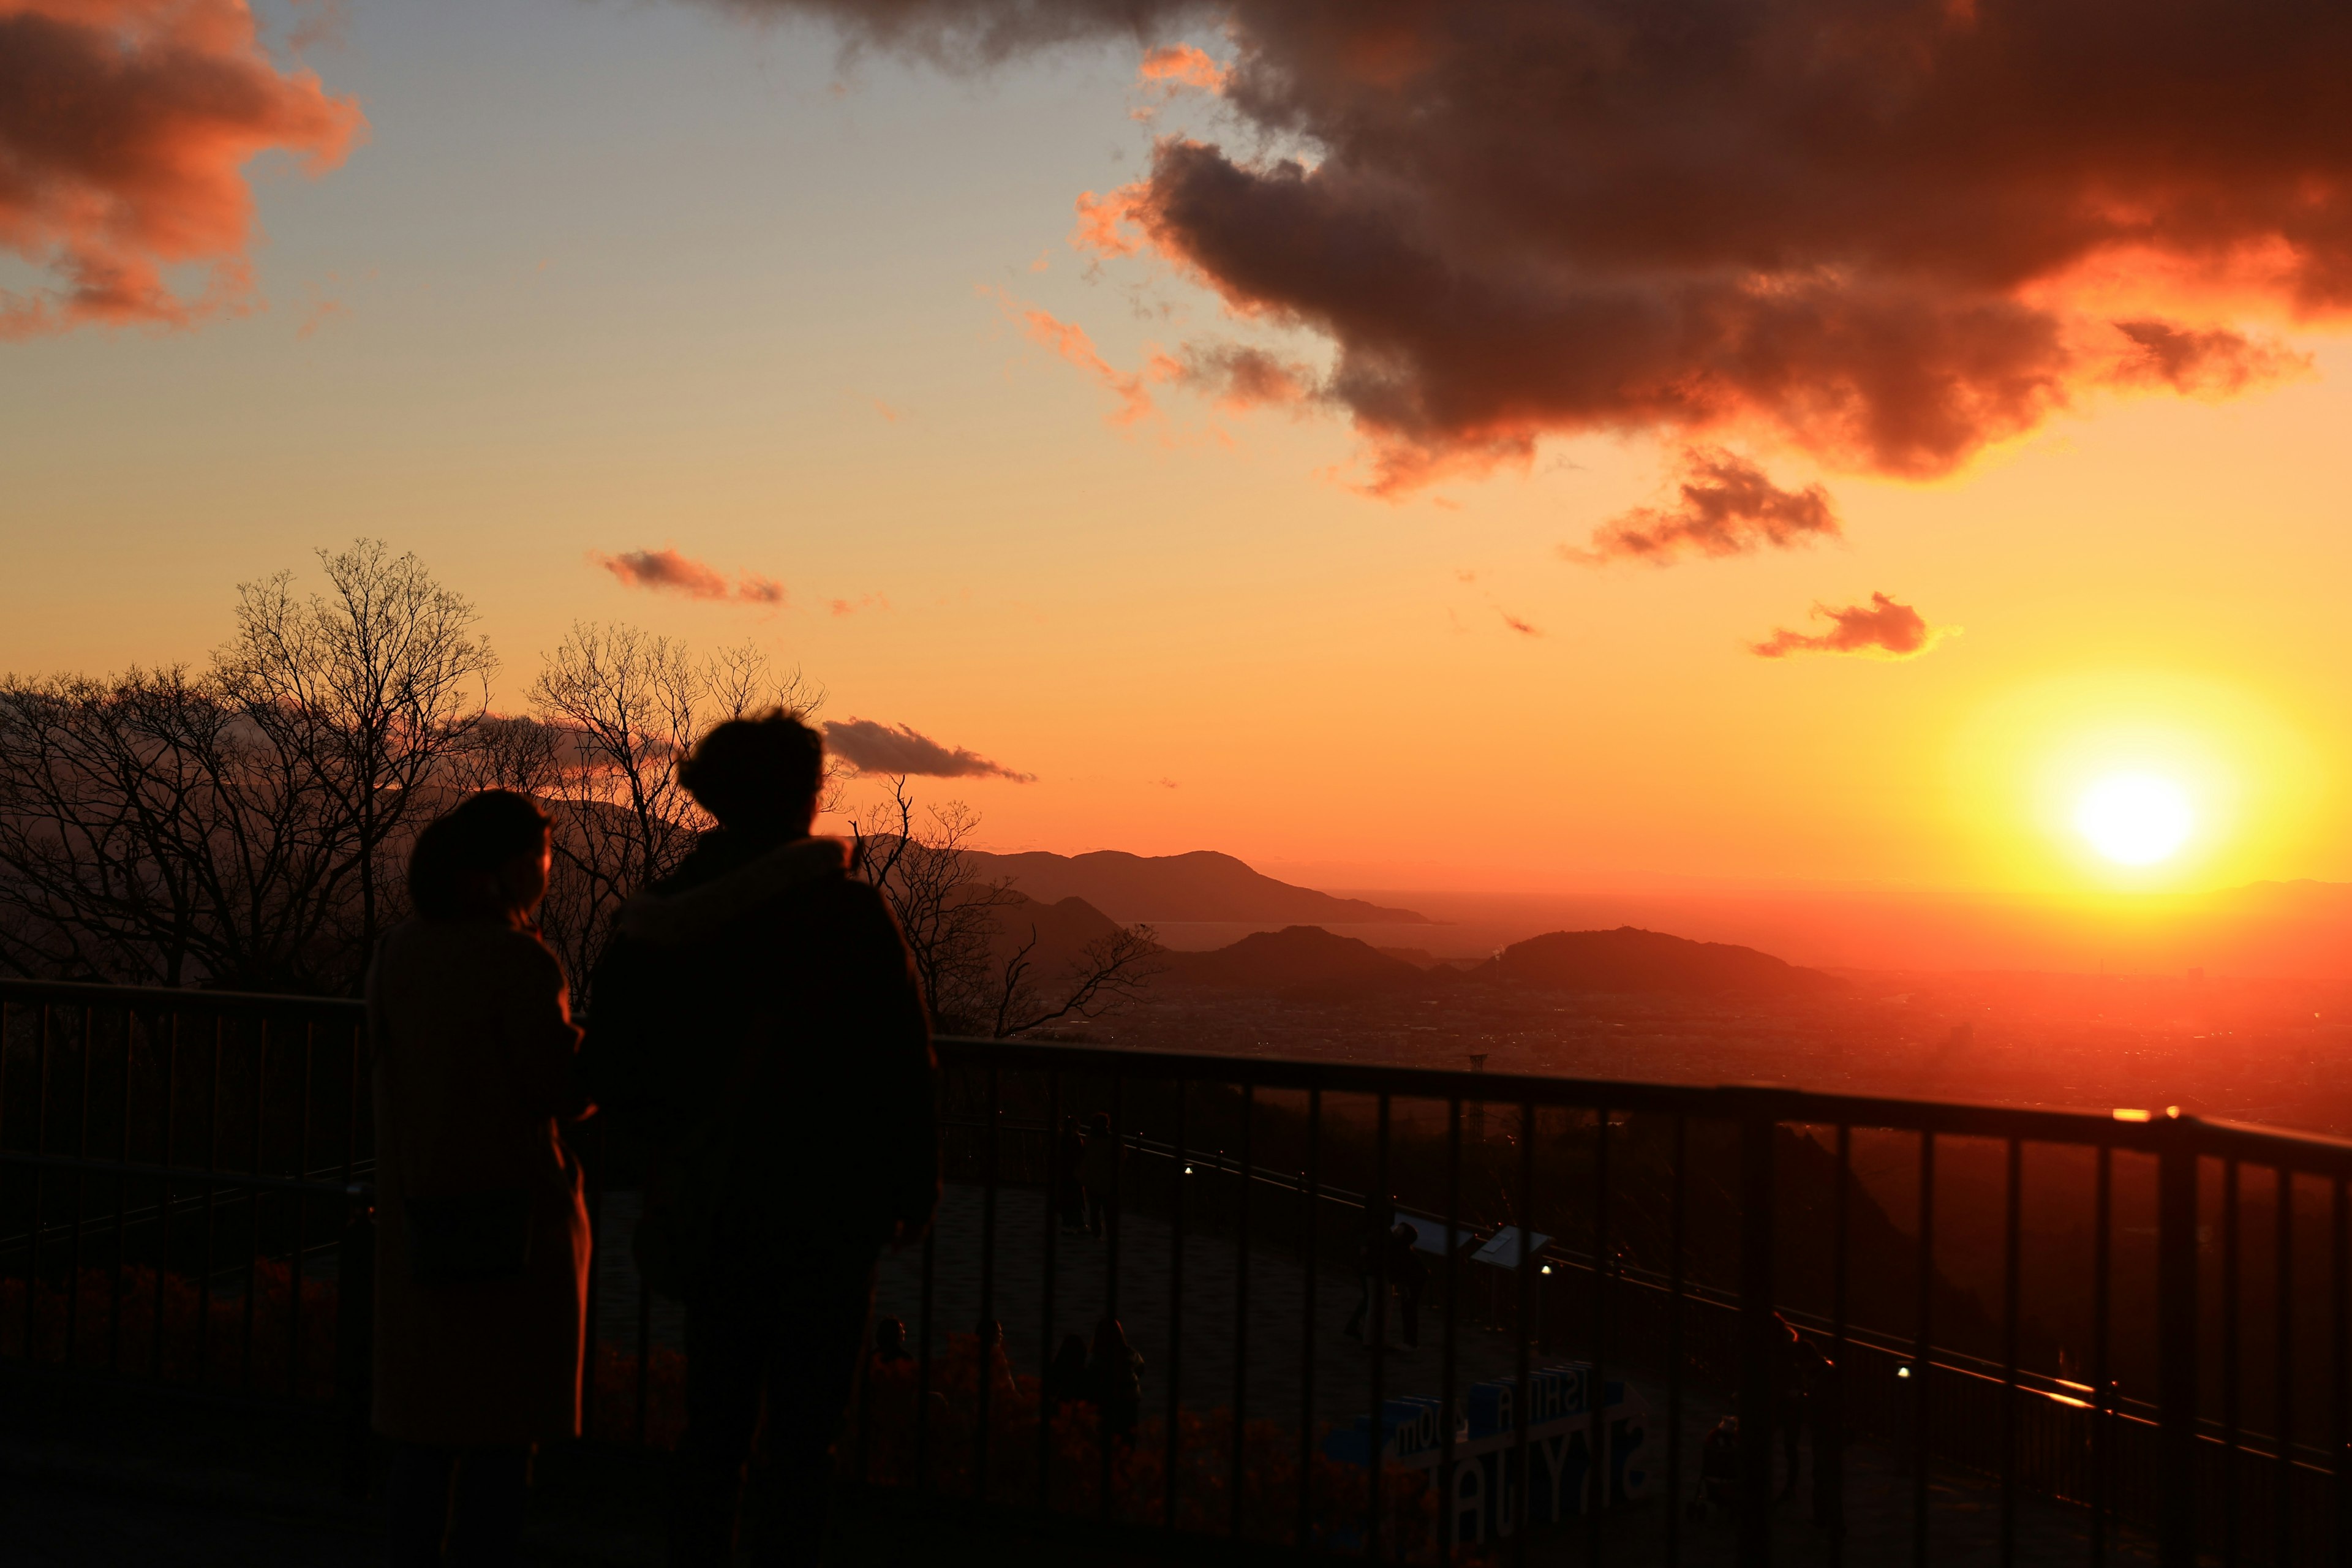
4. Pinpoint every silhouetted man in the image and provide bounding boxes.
[586,711,936,1568]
